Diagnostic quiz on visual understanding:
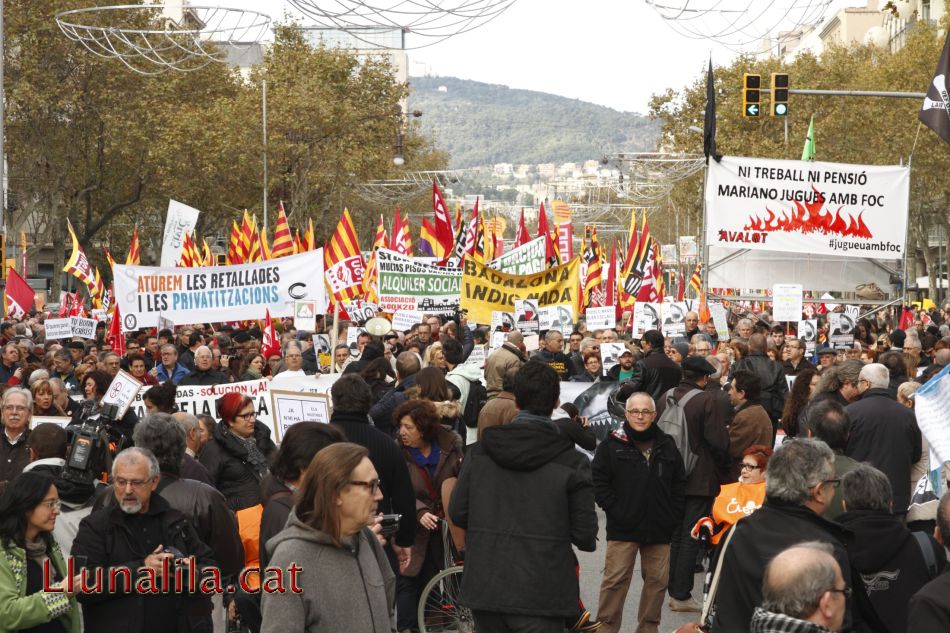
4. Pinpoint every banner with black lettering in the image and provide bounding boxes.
[705,156,908,259]
[114,249,326,331]
[460,256,580,325]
